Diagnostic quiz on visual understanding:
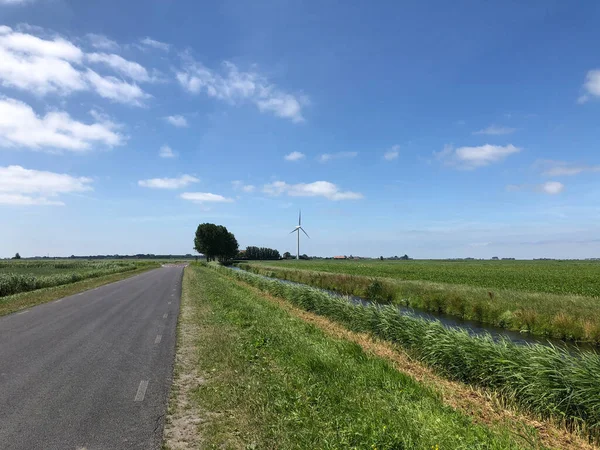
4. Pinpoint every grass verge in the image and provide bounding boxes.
[219,264,600,442]
[164,264,551,449]
[0,265,157,317]
[240,263,600,343]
